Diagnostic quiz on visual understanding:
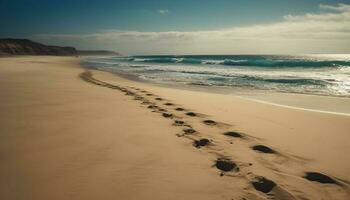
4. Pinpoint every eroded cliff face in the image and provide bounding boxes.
[0,39,77,55]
